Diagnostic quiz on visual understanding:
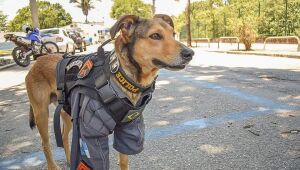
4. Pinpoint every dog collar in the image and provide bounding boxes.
[109,52,154,93]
